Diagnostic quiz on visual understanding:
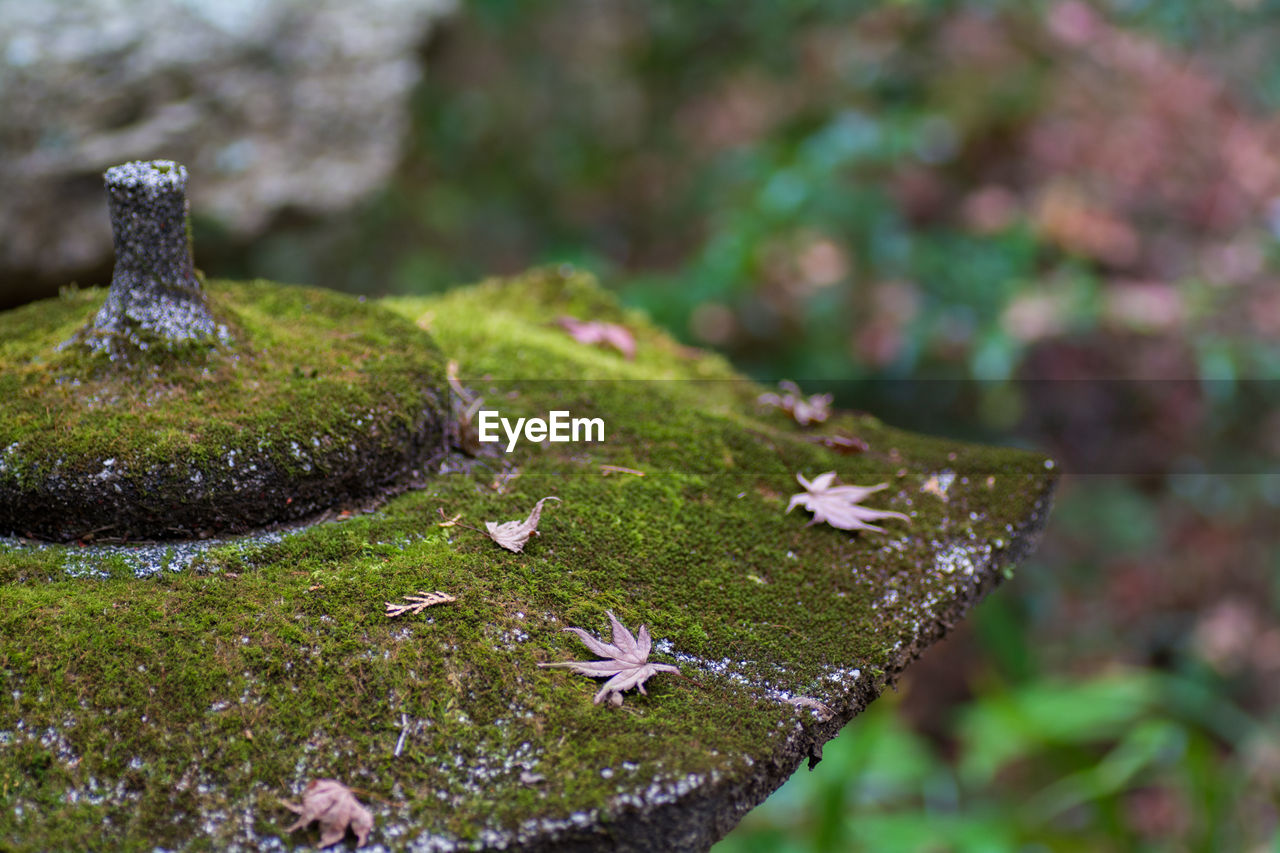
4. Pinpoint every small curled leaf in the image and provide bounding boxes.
[485,496,560,552]
[281,779,373,849]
